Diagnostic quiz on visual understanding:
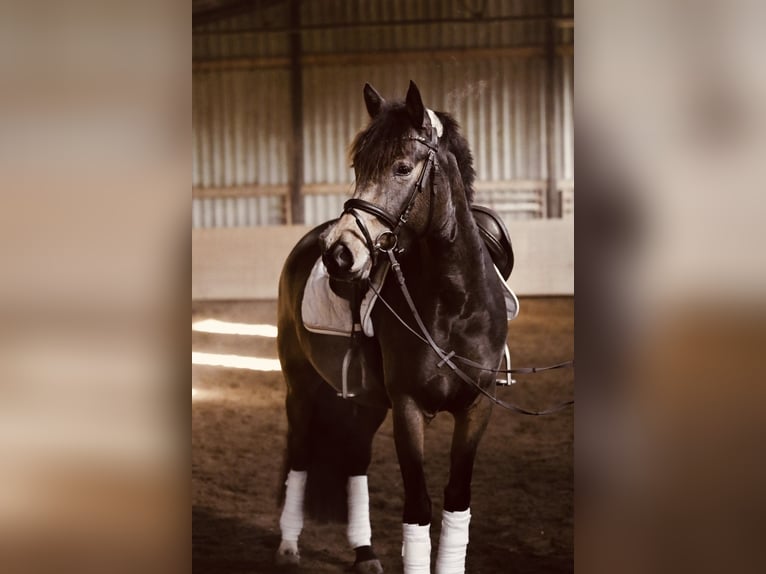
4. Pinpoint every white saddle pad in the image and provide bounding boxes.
[301,258,519,338]
[497,265,520,321]
[302,258,390,337]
